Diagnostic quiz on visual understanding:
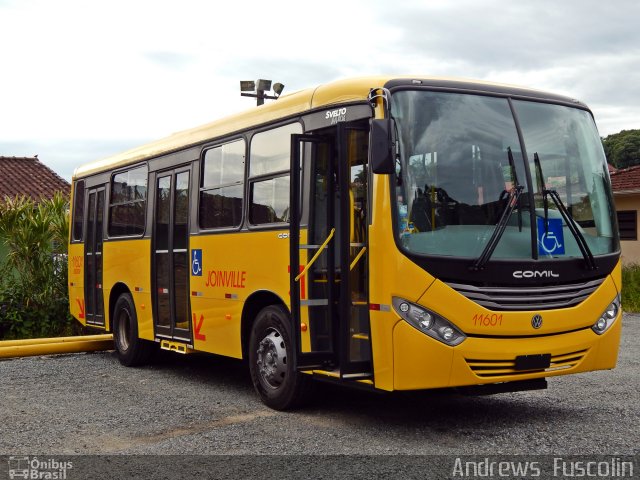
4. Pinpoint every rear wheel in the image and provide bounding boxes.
[248,305,313,410]
[113,293,152,367]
